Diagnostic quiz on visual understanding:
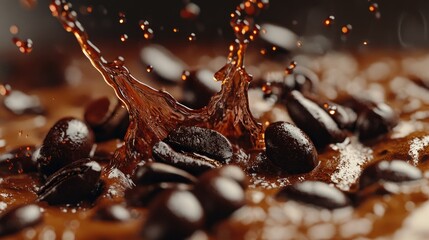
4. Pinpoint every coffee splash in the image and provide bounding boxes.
[49,0,268,172]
